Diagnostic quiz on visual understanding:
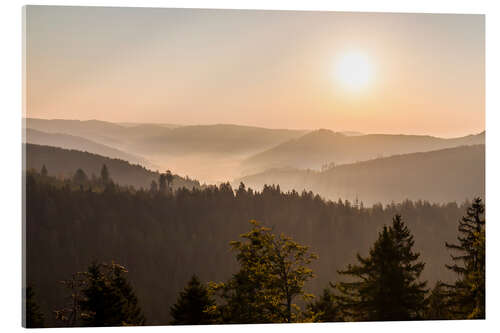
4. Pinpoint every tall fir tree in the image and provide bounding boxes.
[79,261,145,326]
[40,164,48,177]
[334,215,427,321]
[150,180,158,193]
[159,173,167,194]
[73,168,88,185]
[165,170,174,193]
[170,275,216,325]
[444,197,485,319]
[100,164,110,184]
[425,281,452,320]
